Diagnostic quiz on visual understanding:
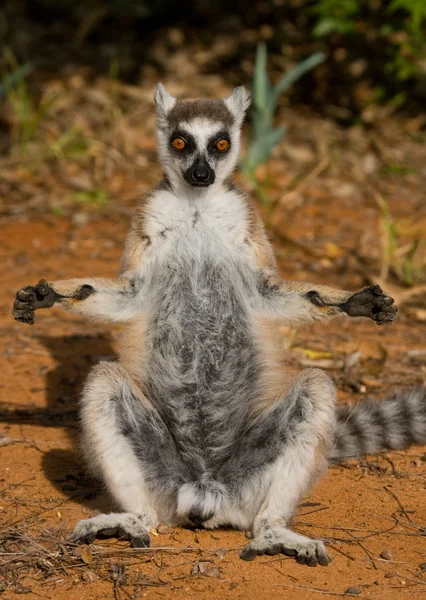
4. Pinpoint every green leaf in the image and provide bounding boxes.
[389,0,426,35]
[270,52,326,109]
[312,17,353,37]
[245,127,285,171]
[0,63,32,98]
[72,188,109,206]
[253,42,270,113]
